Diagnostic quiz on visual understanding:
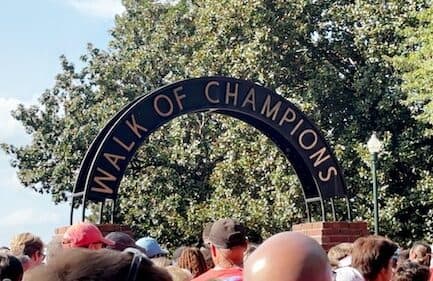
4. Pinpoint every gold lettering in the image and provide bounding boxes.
[205,81,220,103]
[154,94,174,117]
[299,129,318,150]
[309,147,331,167]
[290,119,304,136]
[225,82,238,106]
[103,153,126,171]
[241,88,256,111]
[319,166,337,182]
[260,95,282,121]
[91,167,116,194]
[126,114,148,138]
[173,86,186,111]
[278,107,296,126]
[113,137,135,152]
